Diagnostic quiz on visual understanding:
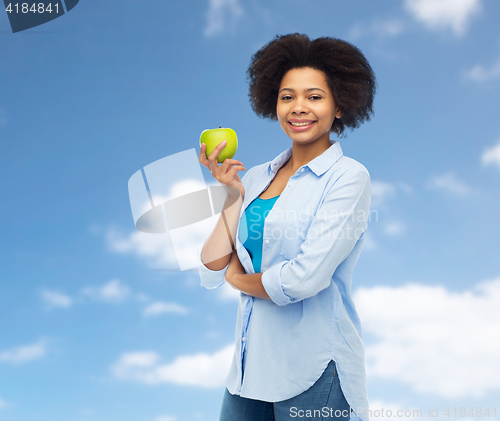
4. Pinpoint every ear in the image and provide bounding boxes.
[335,107,344,119]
